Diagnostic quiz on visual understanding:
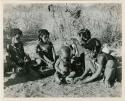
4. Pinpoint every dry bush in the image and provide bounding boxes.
[3,4,122,48]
